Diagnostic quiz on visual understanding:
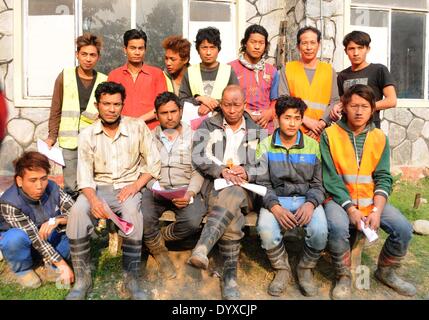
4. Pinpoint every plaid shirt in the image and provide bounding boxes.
[0,188,74,264]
